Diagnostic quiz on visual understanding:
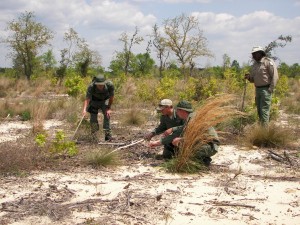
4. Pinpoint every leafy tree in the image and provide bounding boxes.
[222,54,231,70]
[163,13,212,79]
[40,49,57,72]
[264,35,292,61]
[133,52,155,76]
[4,11,53,80]
[109,51,134,75]
[62,28,102,77]
[55,49,68,84]
[279,62,300,78]
[231,60,241,71]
